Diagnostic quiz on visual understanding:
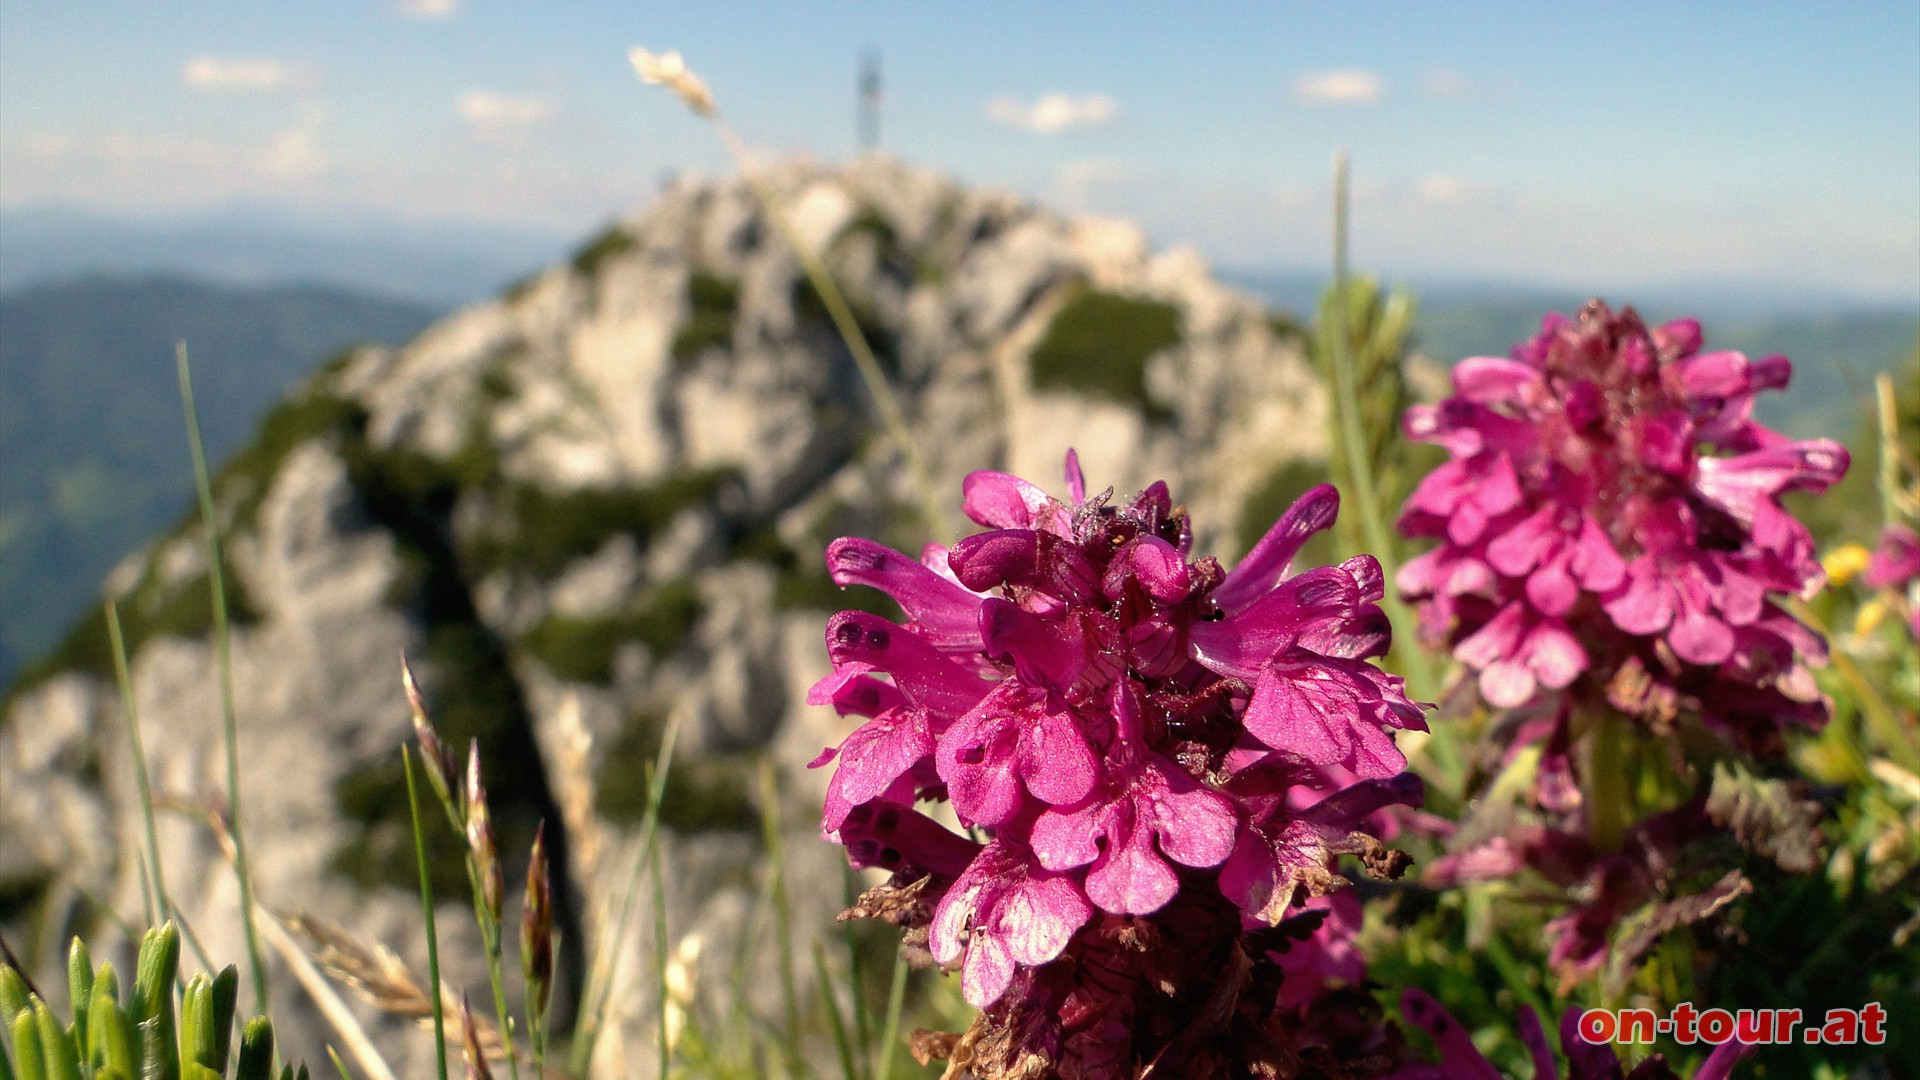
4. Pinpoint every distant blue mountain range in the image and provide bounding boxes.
[0,204,571,308]
[1222,268,1918,442]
